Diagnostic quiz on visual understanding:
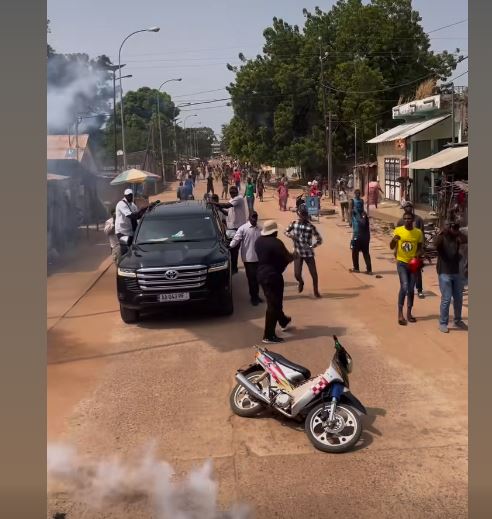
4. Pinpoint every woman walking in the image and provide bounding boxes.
[277,180,289,211]
[245,177,256,215]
